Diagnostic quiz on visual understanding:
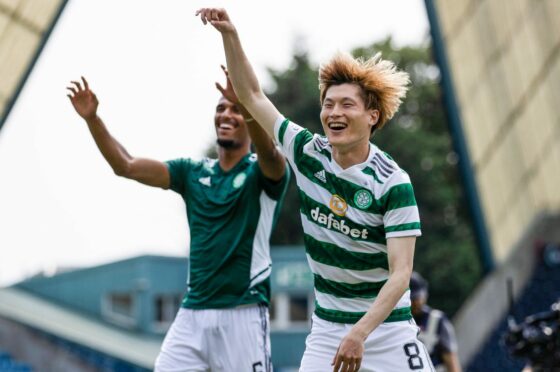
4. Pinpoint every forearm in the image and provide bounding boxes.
[240,106,285,180]
[221,30,261,105]
[220,30,278,137]
[351,269,411,339]
[85,115,132,176]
